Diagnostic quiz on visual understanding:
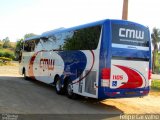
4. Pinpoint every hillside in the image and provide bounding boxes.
[0,41,16,60]
[0,41,16,48]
